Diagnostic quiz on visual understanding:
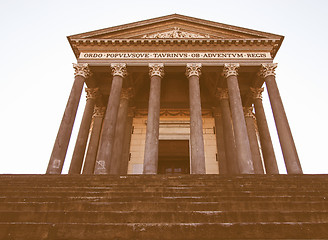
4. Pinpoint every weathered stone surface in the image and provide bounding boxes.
[251,87,279,174]
[95,72,125,174]
[47,74,86,174]
[186,64,206,174]
[264,72,302,174]
[0,174,328,239]
[224,64,254,174]
[143,74,162,174]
